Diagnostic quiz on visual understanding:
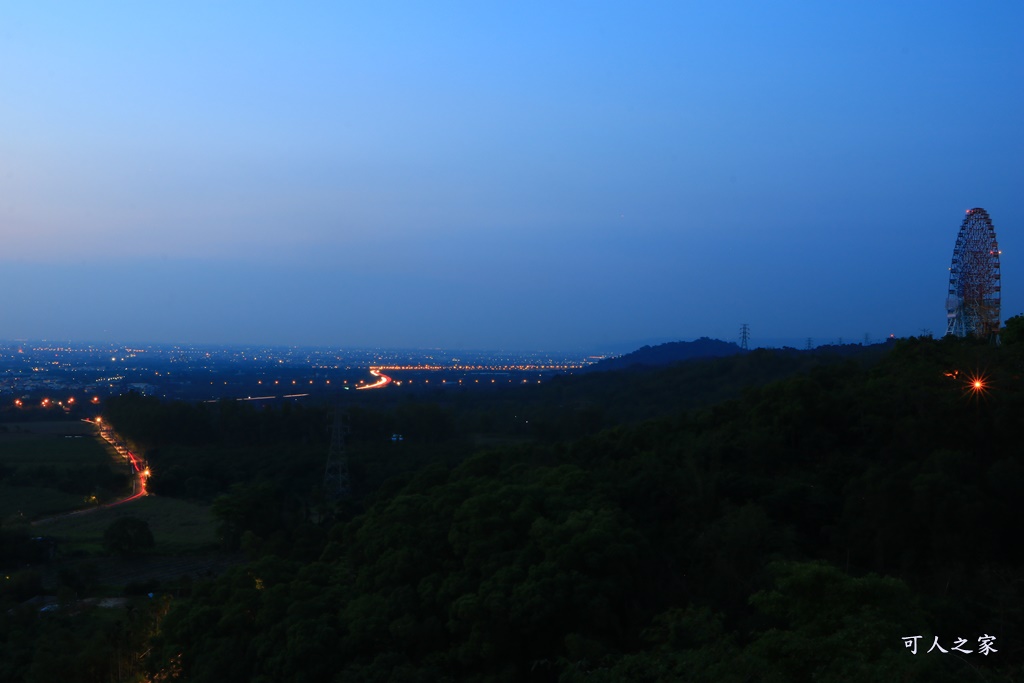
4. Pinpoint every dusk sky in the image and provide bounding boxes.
[1,3,1021,351]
